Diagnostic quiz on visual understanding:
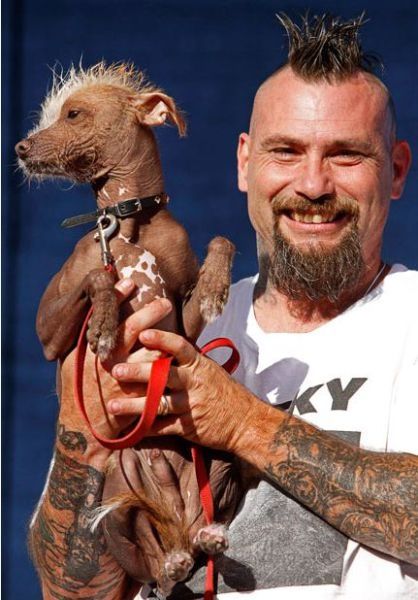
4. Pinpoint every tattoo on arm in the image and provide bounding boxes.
[265,417,418,565]
[58,424,88,453]
[29,425,127,599]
